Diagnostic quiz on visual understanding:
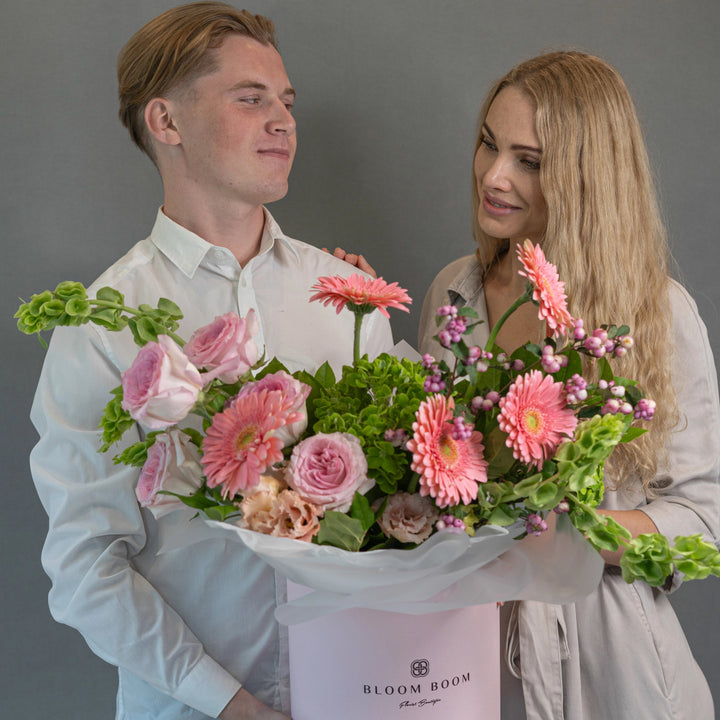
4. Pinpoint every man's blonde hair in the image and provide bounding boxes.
[118,2,276,160]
